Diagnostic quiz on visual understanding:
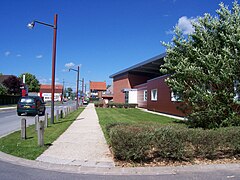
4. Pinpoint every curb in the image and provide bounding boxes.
[0,151,239,175]
[0,107,16,111]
